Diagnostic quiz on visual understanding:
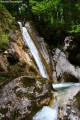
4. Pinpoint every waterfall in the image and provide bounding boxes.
[18,22,80,120]
[32,101,59,120]
[25,22,50,64]
[18,22,49,79]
